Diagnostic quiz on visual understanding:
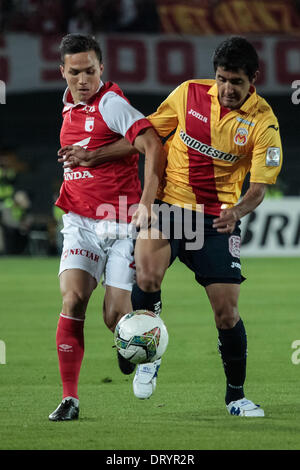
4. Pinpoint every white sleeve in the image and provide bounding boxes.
[98,91,146,136]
